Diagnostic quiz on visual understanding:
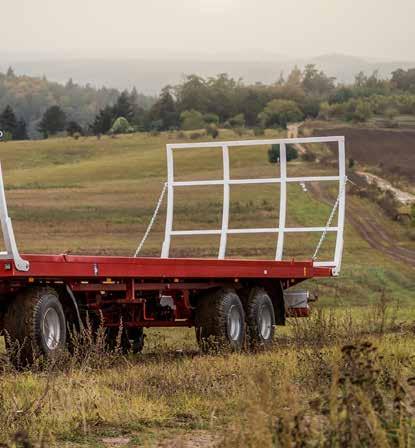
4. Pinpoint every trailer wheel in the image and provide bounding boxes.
[4,287,67,365]
[245,288,275,349]
[195,289,245,352]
